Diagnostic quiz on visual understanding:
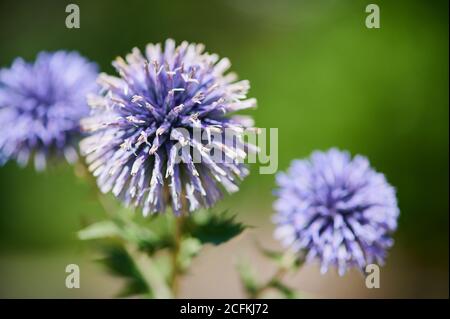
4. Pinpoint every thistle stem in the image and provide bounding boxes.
[170,213,186,297]
[252,266,288,299]
[76,158,189,299]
